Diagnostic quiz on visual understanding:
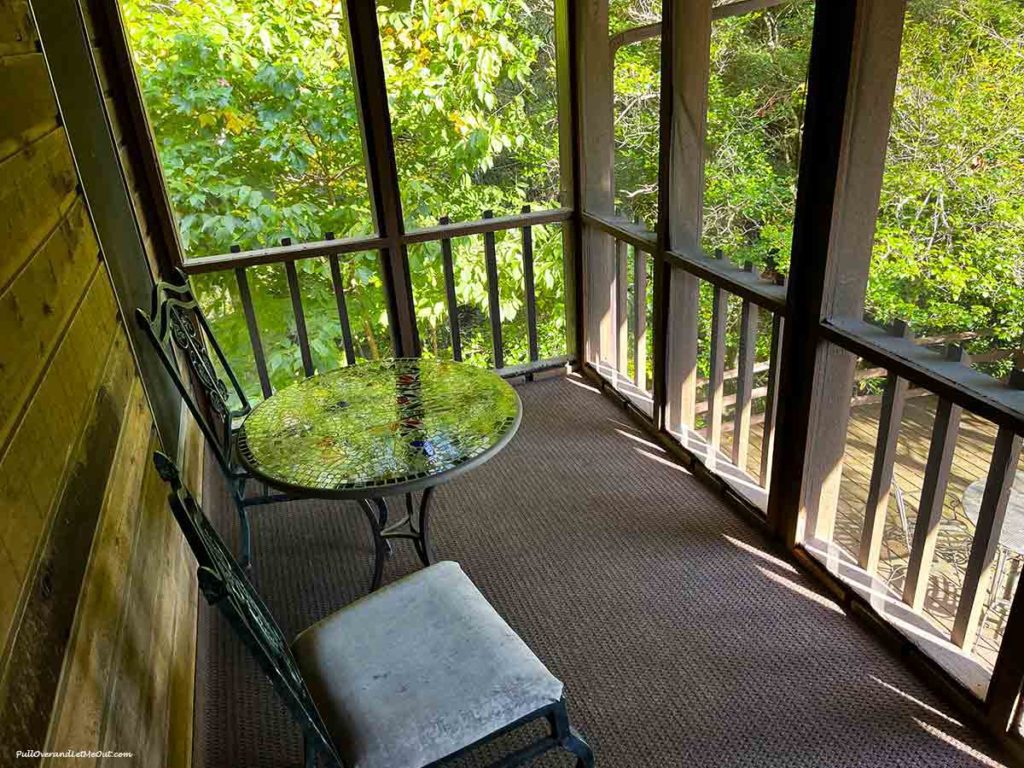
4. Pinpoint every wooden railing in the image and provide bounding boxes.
[581,205,1024,707]
[180,206,573,398]
[585,211,788,493]
[823,319,1024,661]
